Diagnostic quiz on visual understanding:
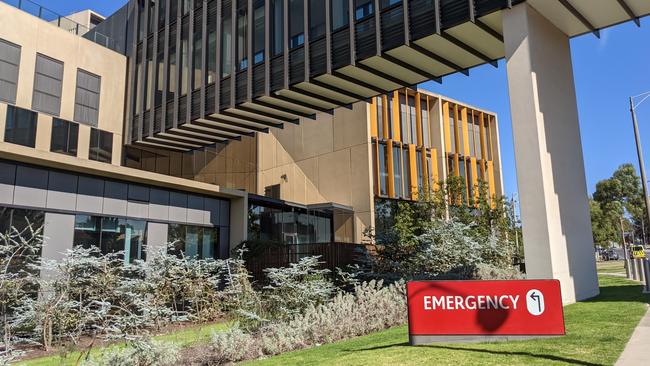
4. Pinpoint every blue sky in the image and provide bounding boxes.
[33,1,650,199]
